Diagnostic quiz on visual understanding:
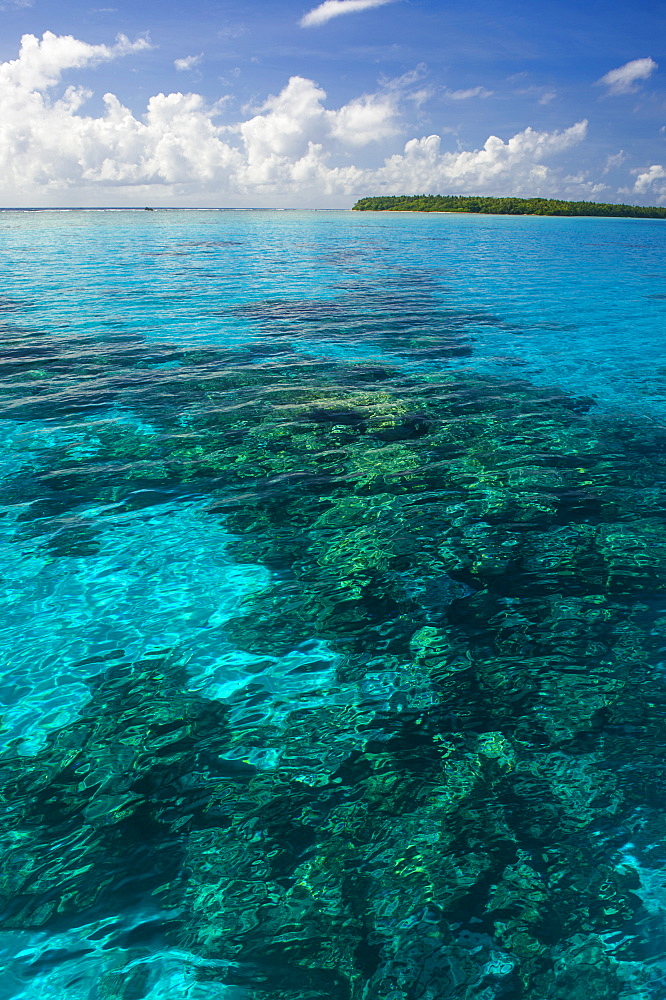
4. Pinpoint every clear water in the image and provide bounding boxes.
[1,209,666,999]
